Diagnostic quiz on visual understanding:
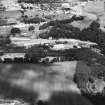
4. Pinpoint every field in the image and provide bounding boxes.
[0,61,84,105]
